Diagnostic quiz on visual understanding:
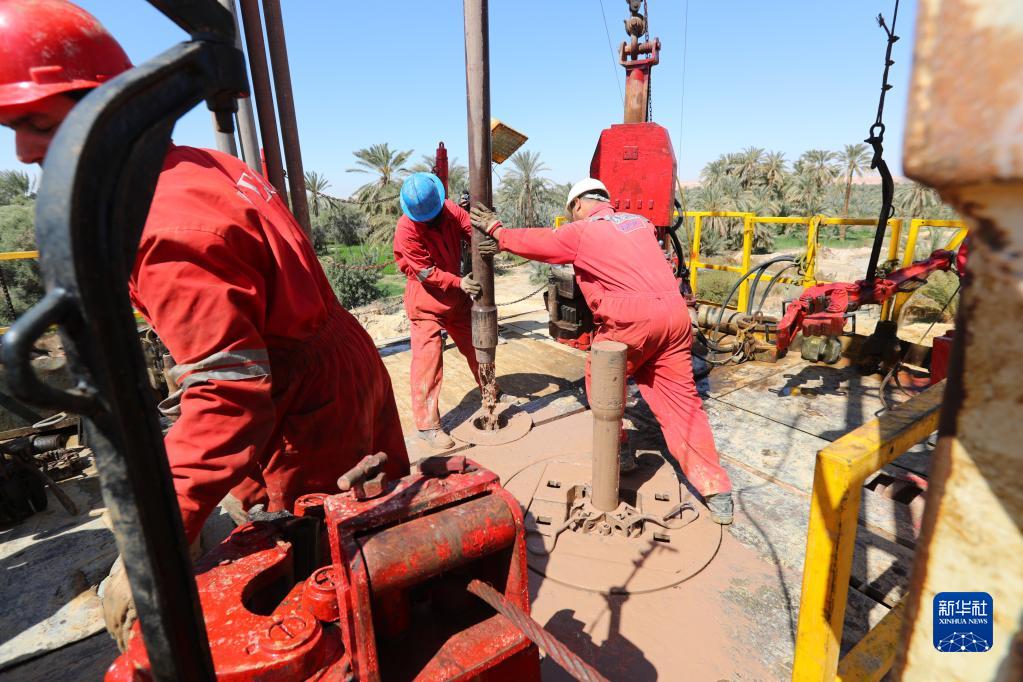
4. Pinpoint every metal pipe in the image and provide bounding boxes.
[463,0,497,364]
[261,0,310,237]
[218,0,260,171]
[210,111,238,157]
[463,0,499,427]
[237,0,287,202]
[589,340,627,512]
[358,494,515,594]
